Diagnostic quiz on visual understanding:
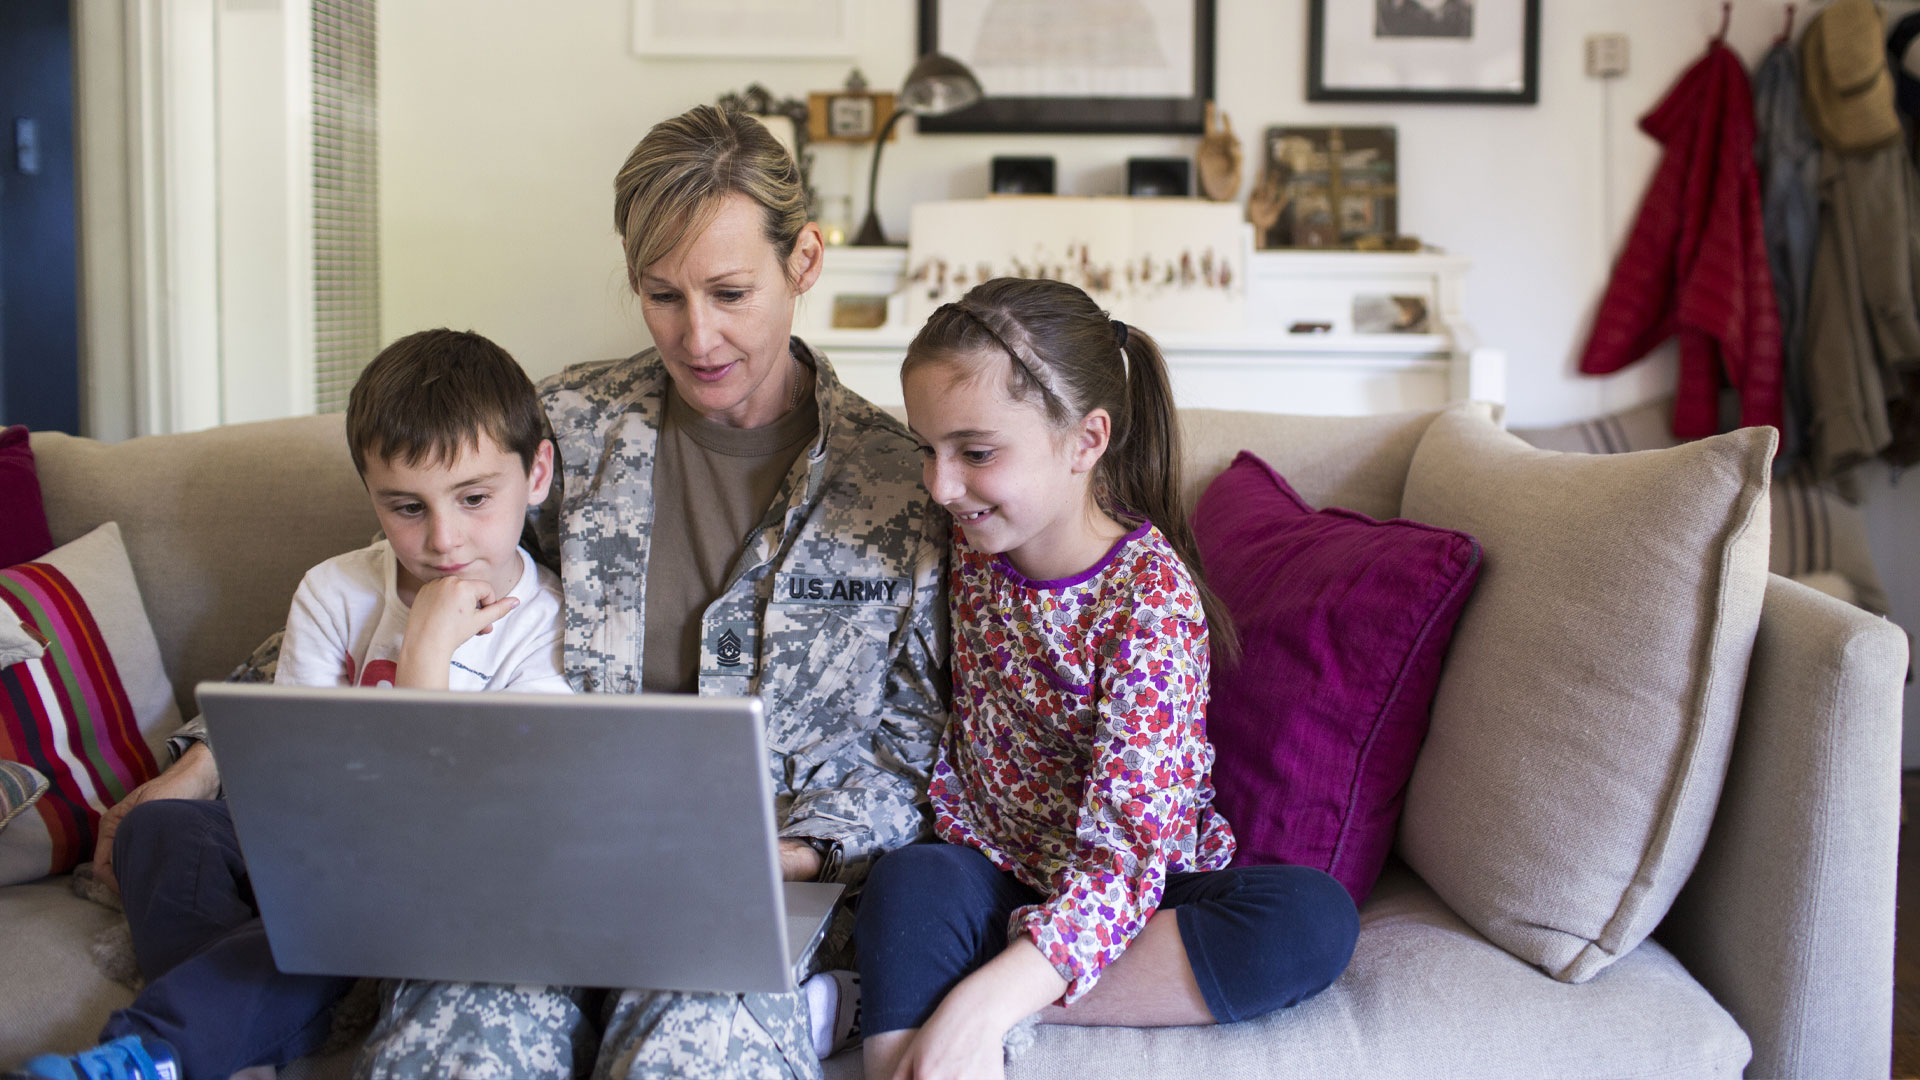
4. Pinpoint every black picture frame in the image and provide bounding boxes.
[916,0,1216,134]
[1307,0,1539,105]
